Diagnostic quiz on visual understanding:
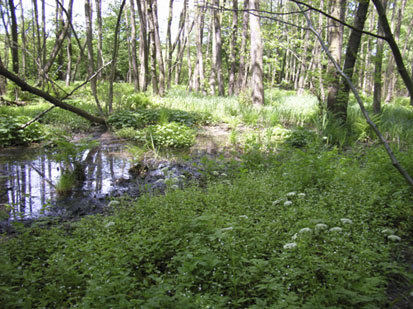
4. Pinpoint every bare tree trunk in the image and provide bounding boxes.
[108,0,126,113]
[95,0,104,80]
[187,4,193,92]
[19,0,26,79]
[129,0,140,91]
[249,0,264,105]
[336,0,370,121]
[136,0,149,91]
[147,0,158,95]
[165,0,174,89]
[148,0,165,96]
[384,0,407,103]
[85,0,103,115]
[8,0,18,74]
[326,0,345,117]
[228,0,238,96]
[373,0,387,114]
[372,0,413,105]
[193,0,206,94]
[212,0,224,96]
[65,28,72,86]
[236,0,249,94]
